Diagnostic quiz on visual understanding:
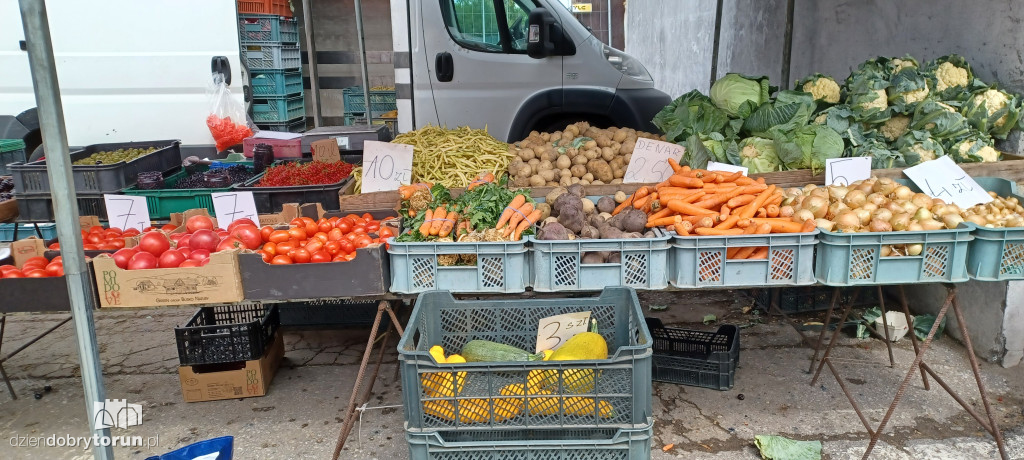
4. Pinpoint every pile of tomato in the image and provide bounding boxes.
[0,256,65,279]
[111,215,263,270]
[256,213,393,264]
